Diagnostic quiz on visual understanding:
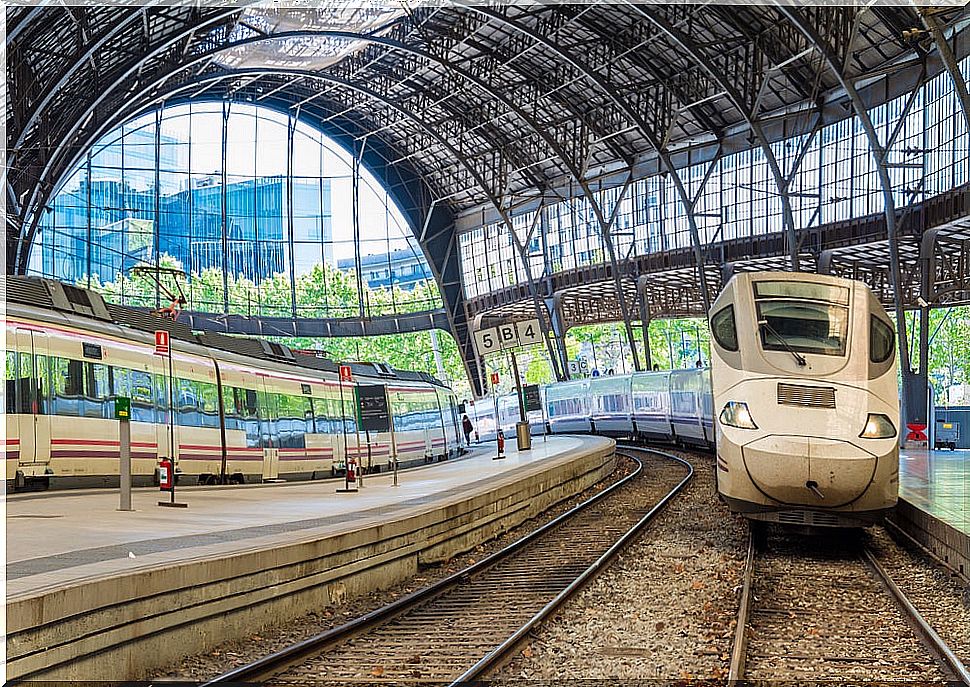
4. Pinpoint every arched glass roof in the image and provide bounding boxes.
[28,100,442,319]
